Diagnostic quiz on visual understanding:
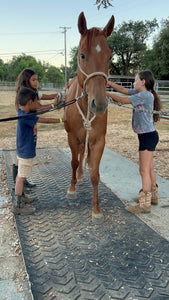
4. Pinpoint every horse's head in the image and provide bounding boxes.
[77,12,114,115]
